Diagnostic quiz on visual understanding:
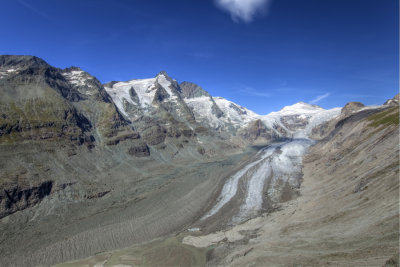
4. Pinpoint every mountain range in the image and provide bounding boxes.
[0,55,398,266]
